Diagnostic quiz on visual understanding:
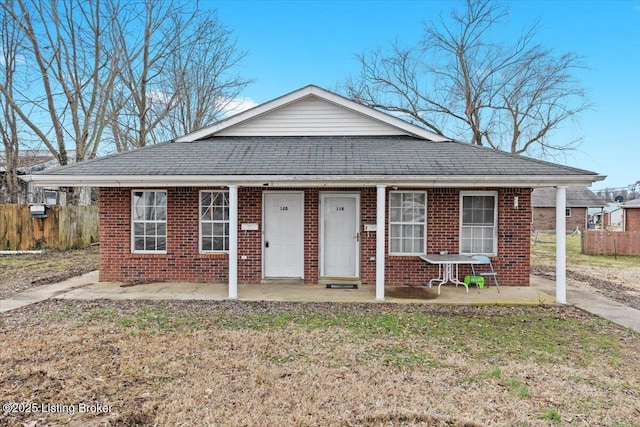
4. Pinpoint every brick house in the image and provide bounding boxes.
[622,198,640,232]
[531,187,606,232]
[30,86,604,301]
